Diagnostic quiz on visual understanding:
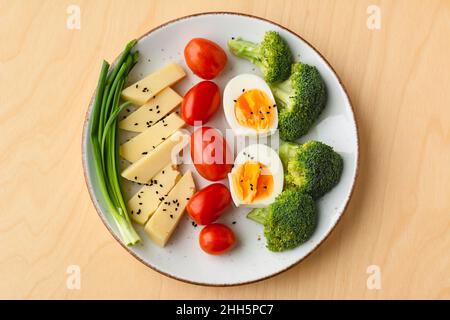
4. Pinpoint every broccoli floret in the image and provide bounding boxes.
[247,188,316,251]
[279,140,343,199]
[228,31,293,83]
[271,62,327,141]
